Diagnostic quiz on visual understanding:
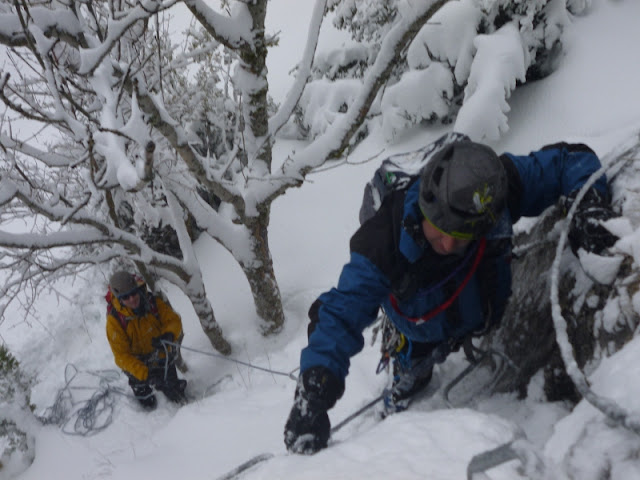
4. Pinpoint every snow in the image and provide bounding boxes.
[454,22,527,141]
[3,0,640,479]
[268,0,327,138]
[577,250,622,285]
[406,0,480,79]
[297,77,363,140]
[381,64,453,140]
[544,336,640,478]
